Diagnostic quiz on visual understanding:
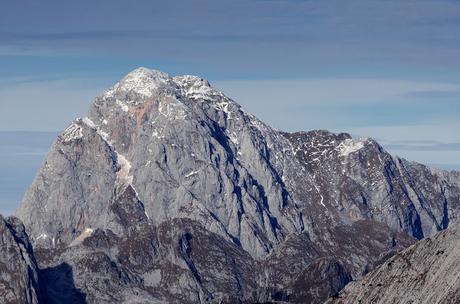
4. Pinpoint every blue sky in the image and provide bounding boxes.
[1,0,460,214]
